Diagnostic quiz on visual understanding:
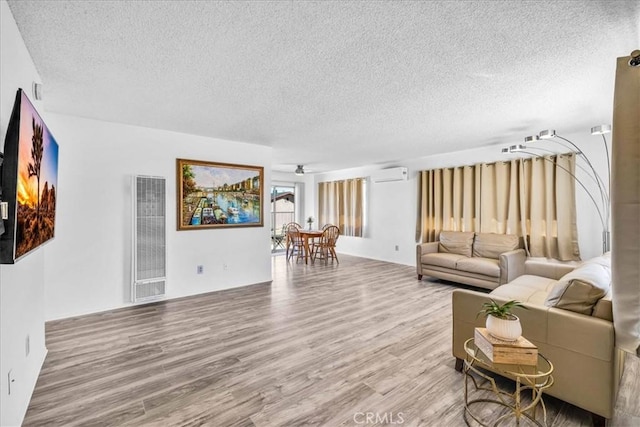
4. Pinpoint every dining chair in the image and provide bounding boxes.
[310,223,331,252]
[283,222,302,257]
[312,225,340,264]
[285,223,305,262]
